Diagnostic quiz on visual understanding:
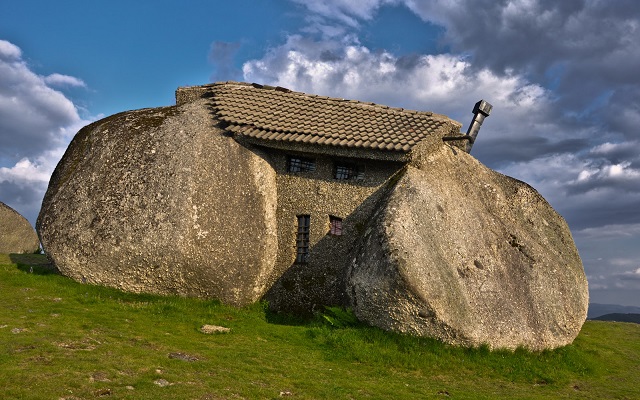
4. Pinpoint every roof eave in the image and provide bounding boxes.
[234,135,411,163]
